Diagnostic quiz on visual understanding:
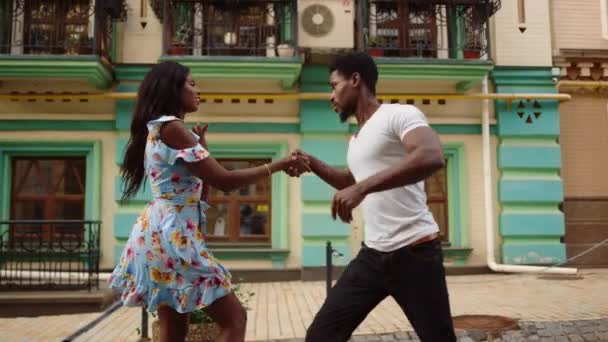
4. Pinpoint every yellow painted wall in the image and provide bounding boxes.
[491,0,553,66]
[119,0,163,64]
[0,121,498,269]
[439,135,500,266]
